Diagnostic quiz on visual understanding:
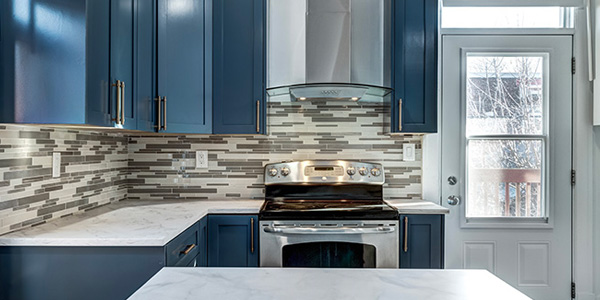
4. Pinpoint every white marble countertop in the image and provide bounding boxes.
[386,199,449,214]
[128,268,530,300]
[0,199,447,247]
[0,200,263,247]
